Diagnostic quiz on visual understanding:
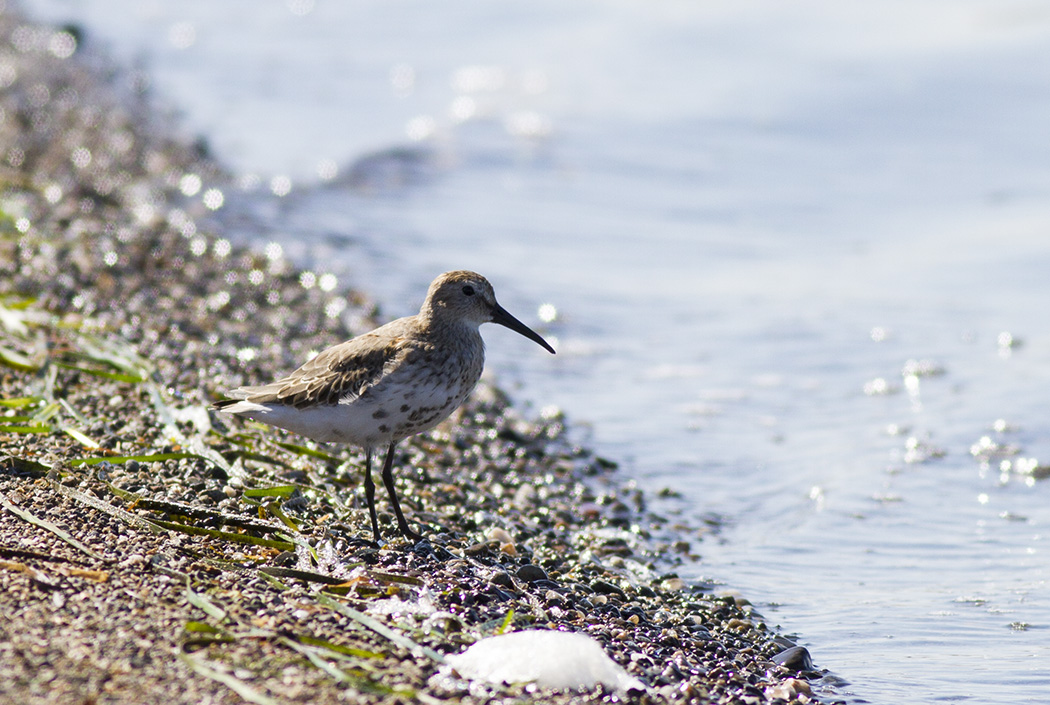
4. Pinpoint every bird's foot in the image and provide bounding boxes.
[398,523,424,544]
